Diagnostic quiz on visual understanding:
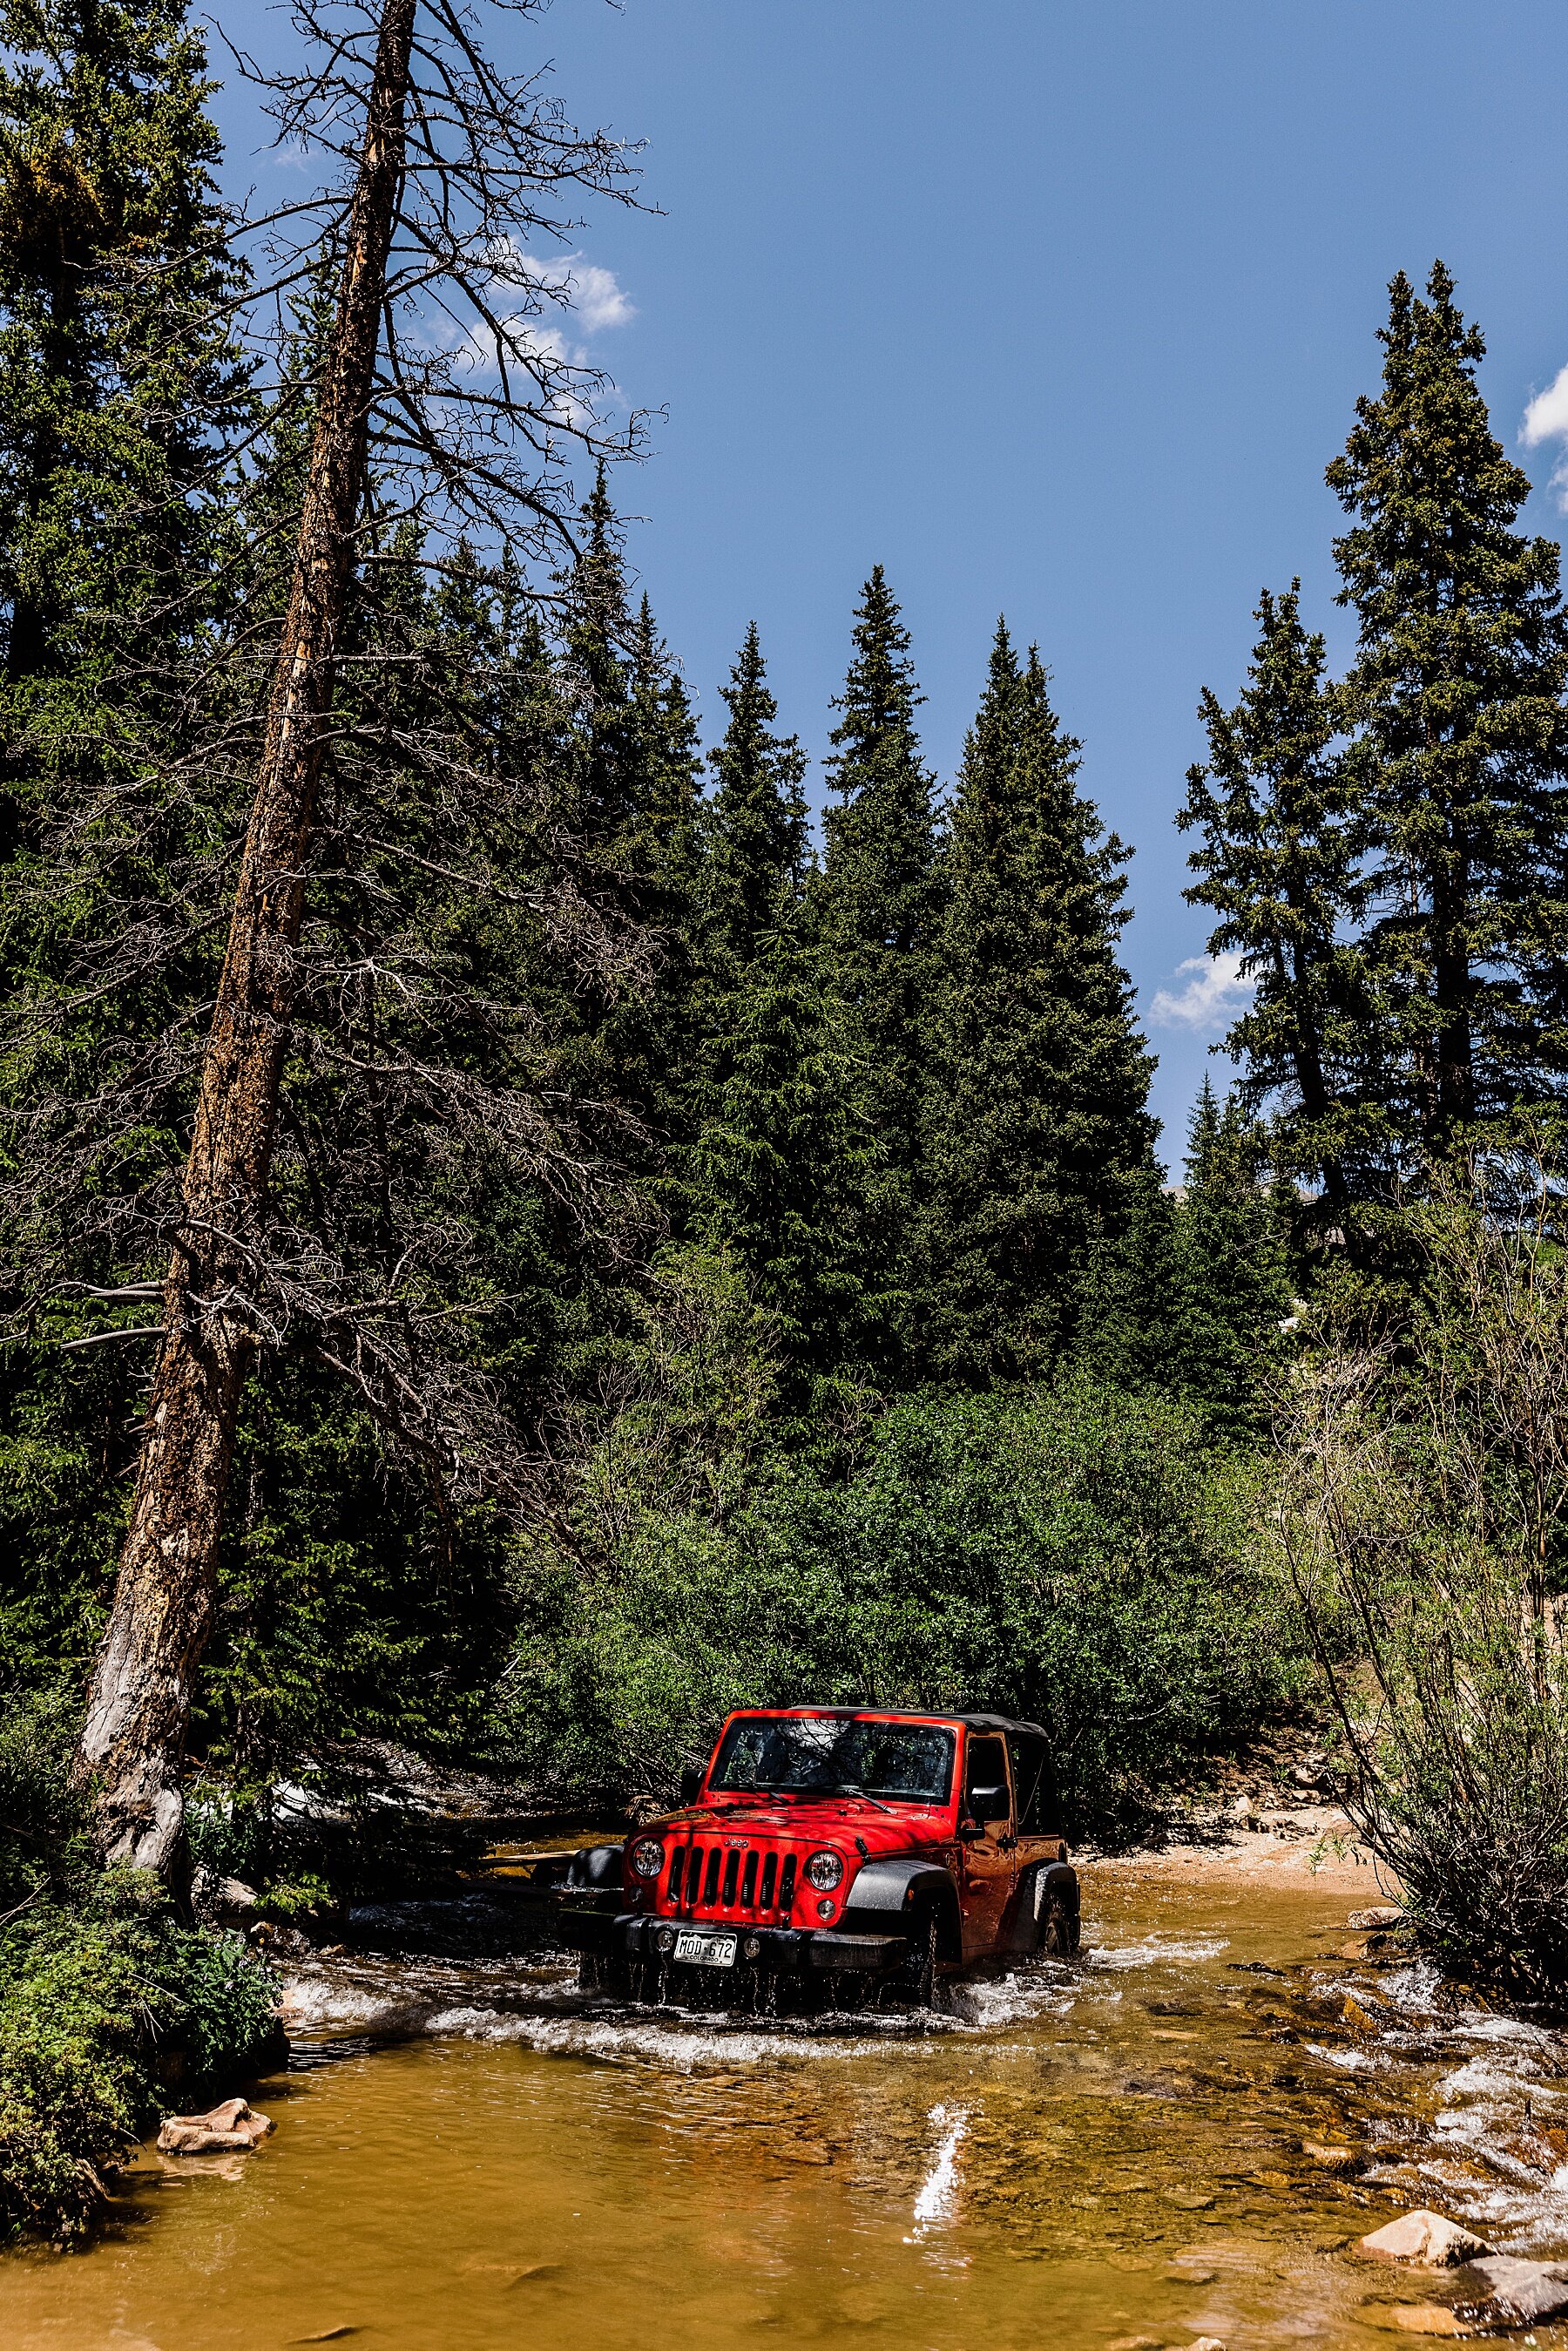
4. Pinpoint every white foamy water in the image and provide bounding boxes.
[412,2003,897,2071]
[1306,2039,1380,2071]
[1085,1934,1228,1973]
[1332,1955,1568,2253]
[948,1964,1078,2034]
[279,1948,1081,2071]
